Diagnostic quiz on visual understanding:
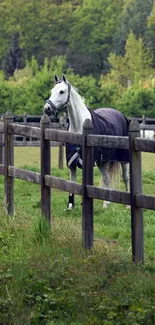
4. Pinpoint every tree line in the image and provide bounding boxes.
[0,0,155,117]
